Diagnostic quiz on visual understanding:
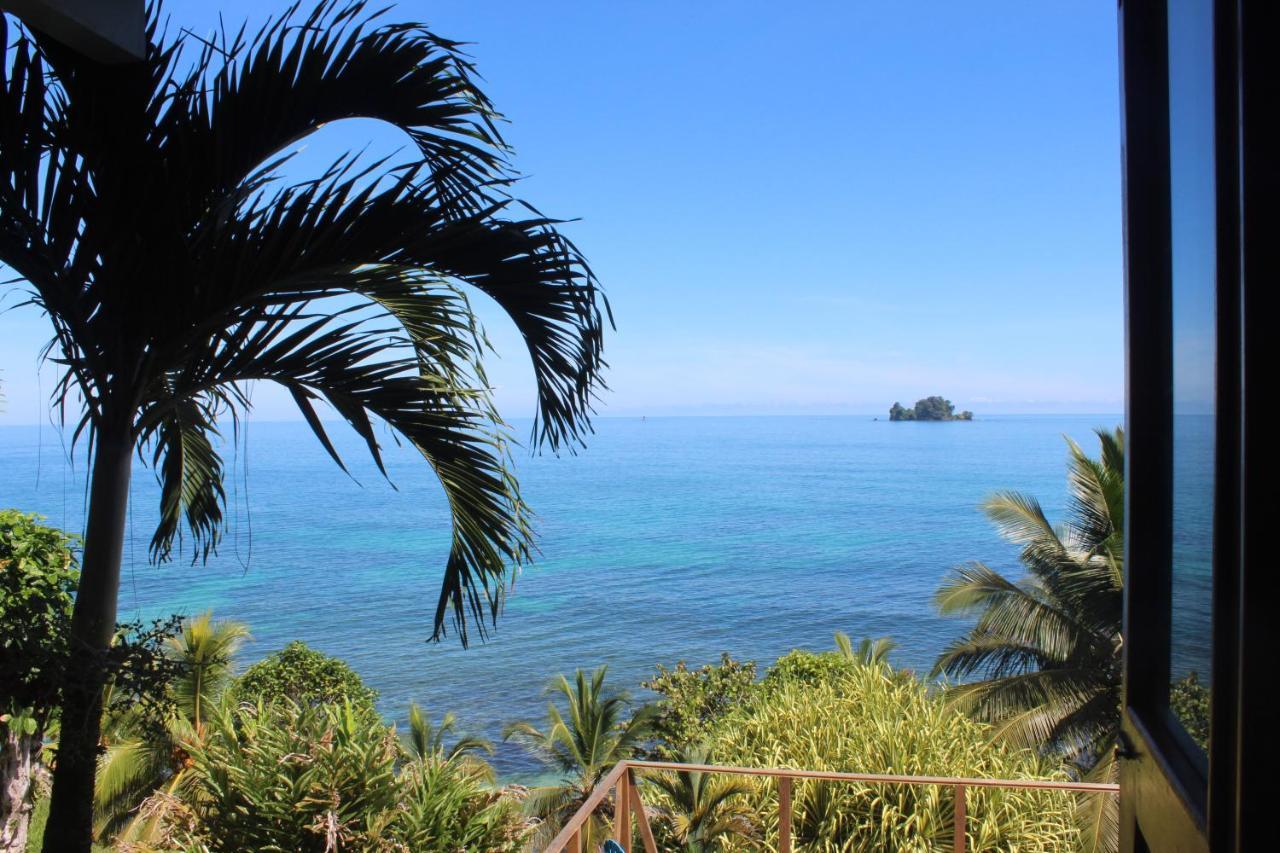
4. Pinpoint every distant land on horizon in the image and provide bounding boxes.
[888,396,974,422]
